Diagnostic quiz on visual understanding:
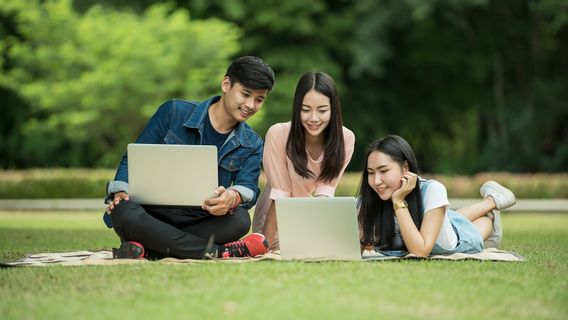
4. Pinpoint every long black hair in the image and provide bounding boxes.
[357,135,424,249]
[285,72,345,183]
